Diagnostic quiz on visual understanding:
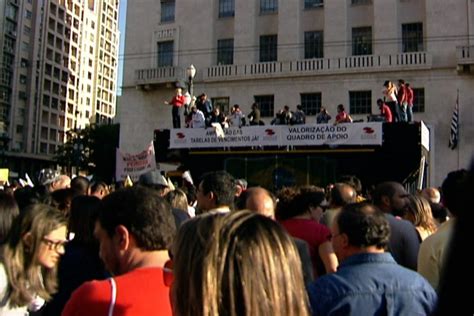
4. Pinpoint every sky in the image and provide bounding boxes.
[117,0,127,96]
